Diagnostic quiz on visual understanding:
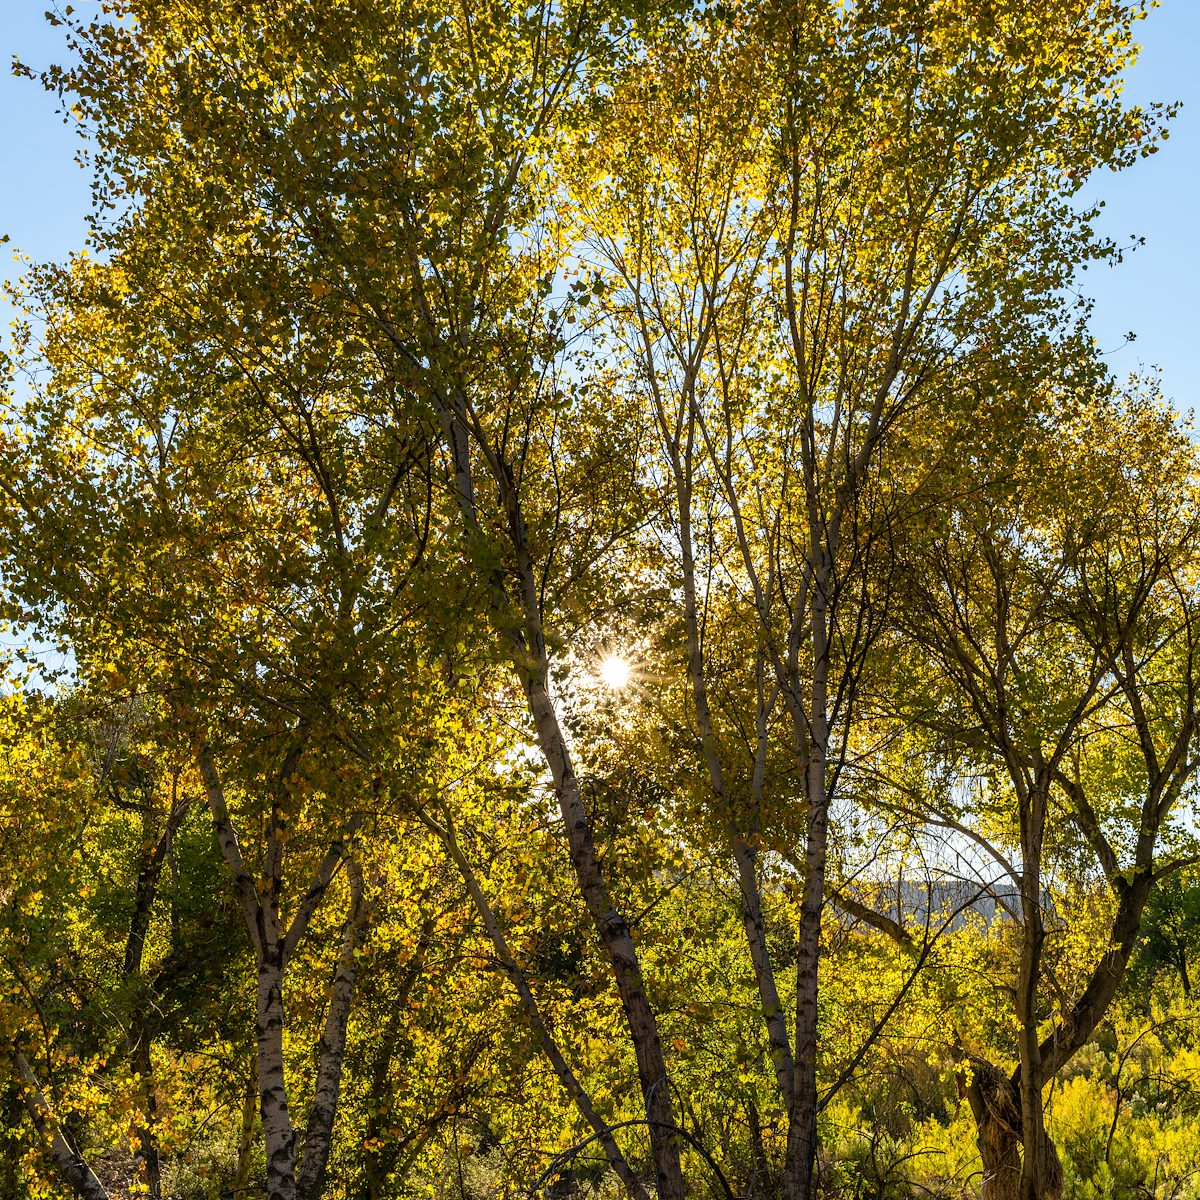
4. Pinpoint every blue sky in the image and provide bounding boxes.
[3,1,1197,409]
